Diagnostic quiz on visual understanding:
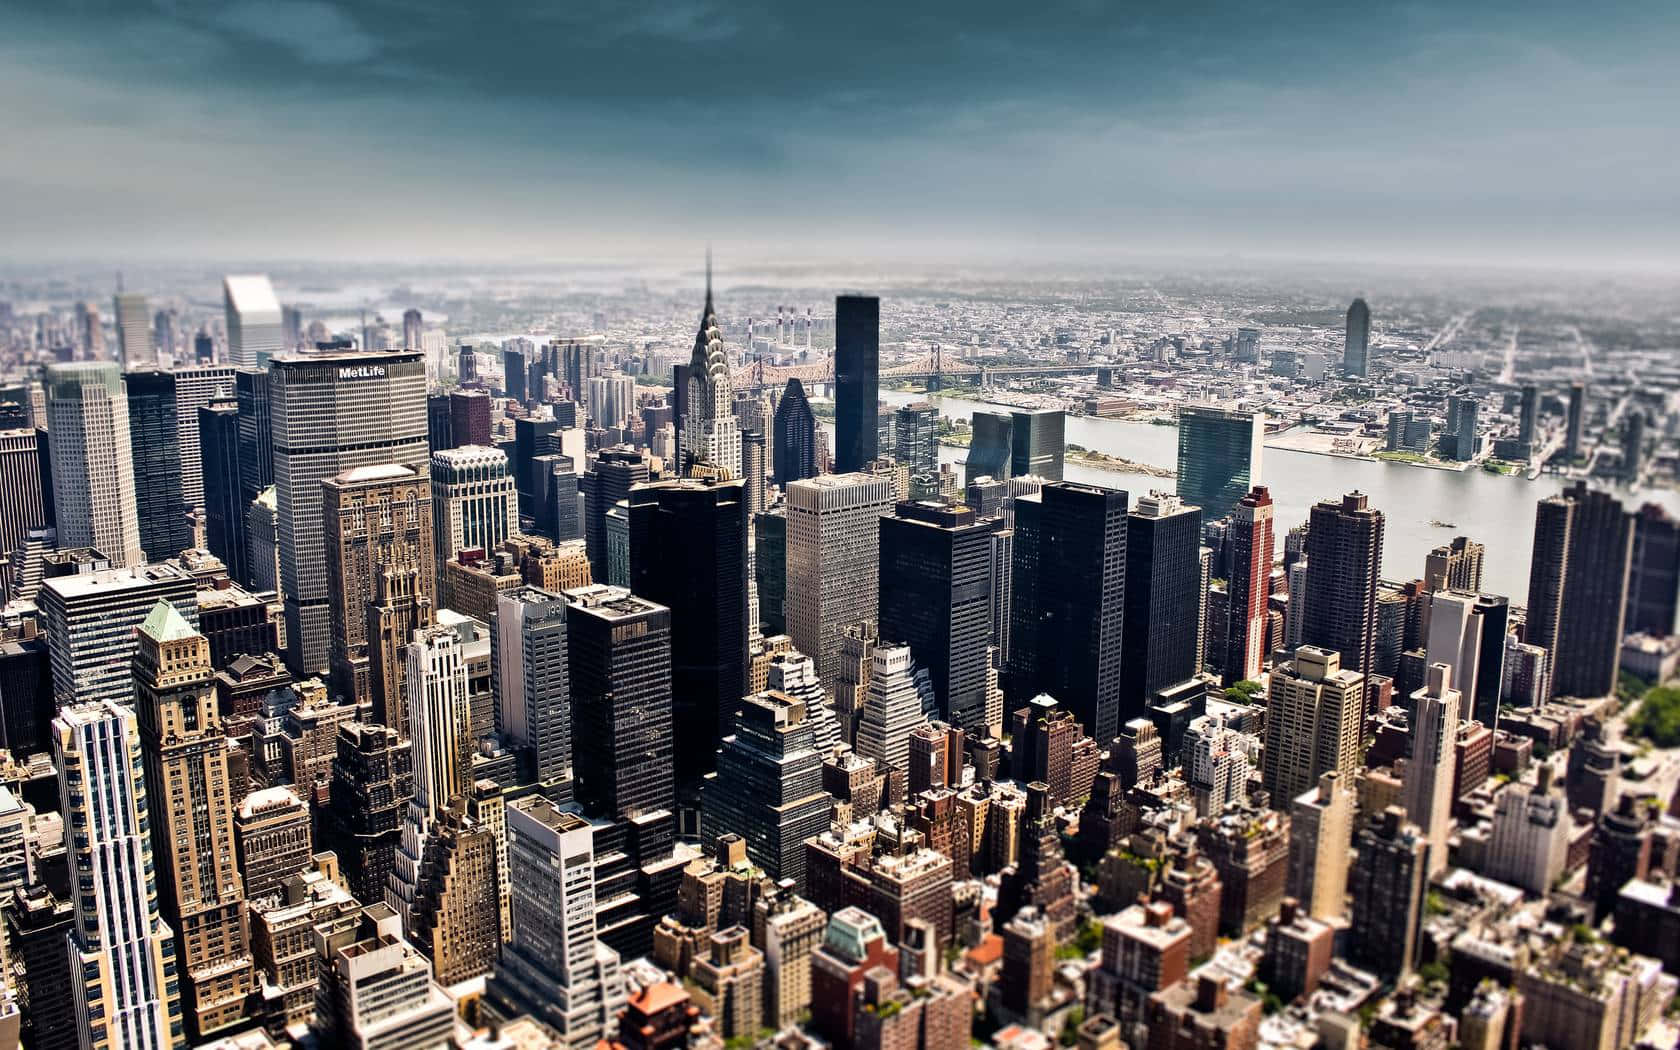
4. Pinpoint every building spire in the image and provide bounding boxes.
[705,244,713,309]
